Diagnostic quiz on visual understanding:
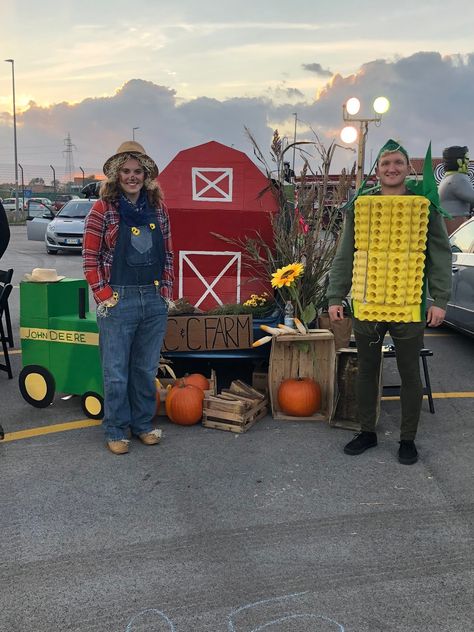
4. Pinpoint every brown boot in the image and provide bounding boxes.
[138,429,162,445]
[107,439,130,455]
